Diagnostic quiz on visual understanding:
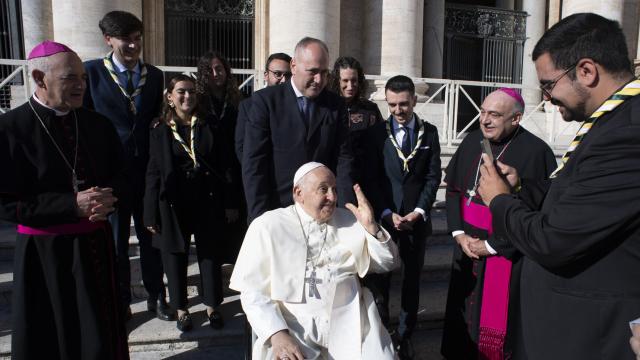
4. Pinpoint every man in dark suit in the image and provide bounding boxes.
[83,10,171,321]
[242,37,354,221]
[235,52,291,162]
[477,13,640,359]
[362,75,441,360]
